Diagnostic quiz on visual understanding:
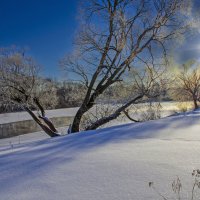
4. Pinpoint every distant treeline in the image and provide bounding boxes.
[0,78,171,114]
